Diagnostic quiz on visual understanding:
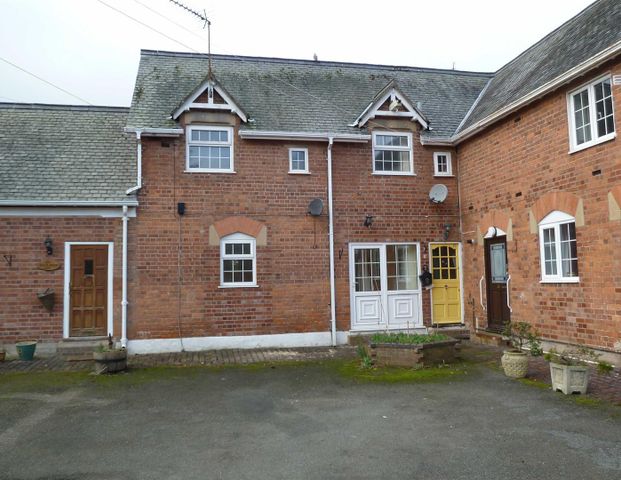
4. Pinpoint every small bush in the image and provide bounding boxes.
[369,332,449,345]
